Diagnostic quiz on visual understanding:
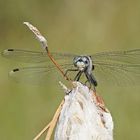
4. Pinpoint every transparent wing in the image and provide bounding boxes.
[9,63,74,84]
[9,66,61,85]
[90,49,140,86]
[92,49,140,64]
[1,49,76,63]
[3,48,140,86]
[2,48,74,84]
[93,62,140,86]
